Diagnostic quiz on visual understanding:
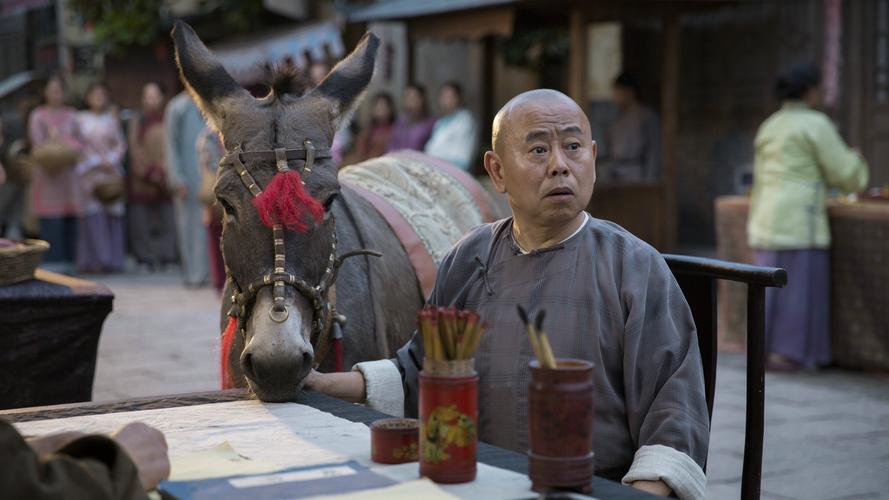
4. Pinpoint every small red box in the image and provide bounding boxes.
[370,418,419,464]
